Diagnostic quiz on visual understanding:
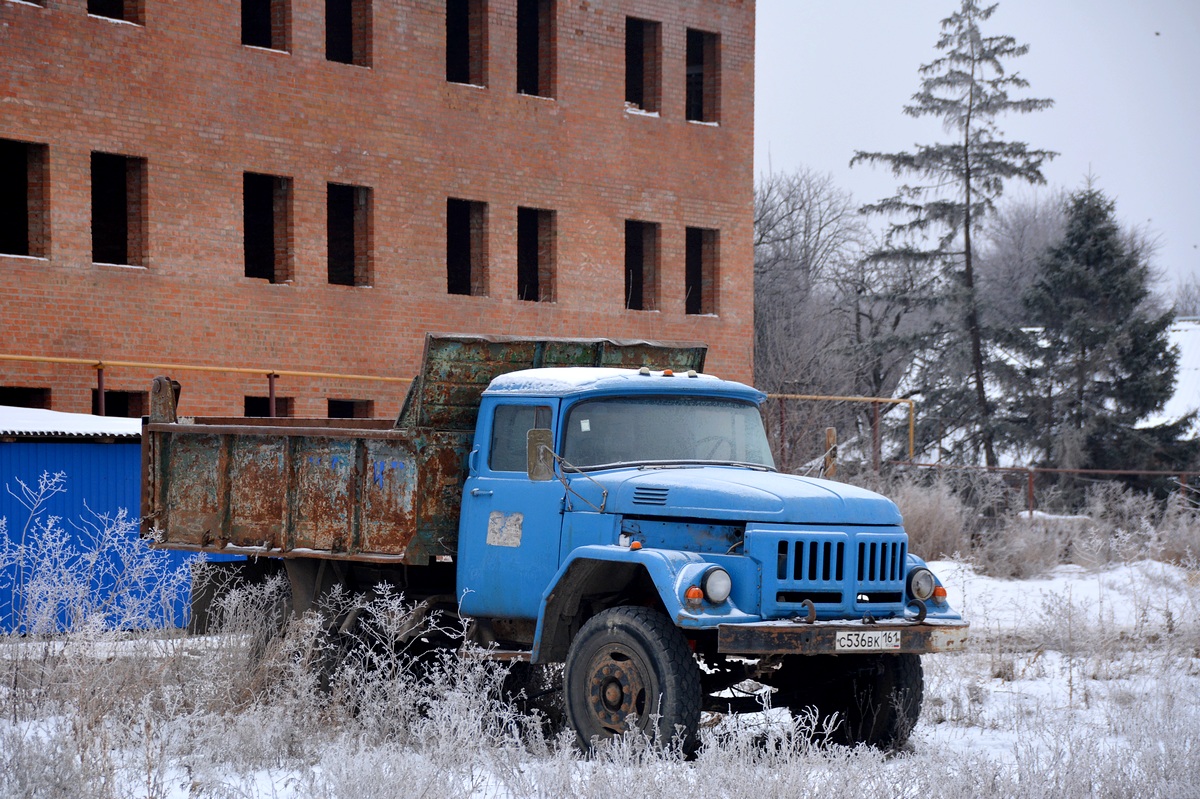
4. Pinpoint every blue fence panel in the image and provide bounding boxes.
[0,441,200,632]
